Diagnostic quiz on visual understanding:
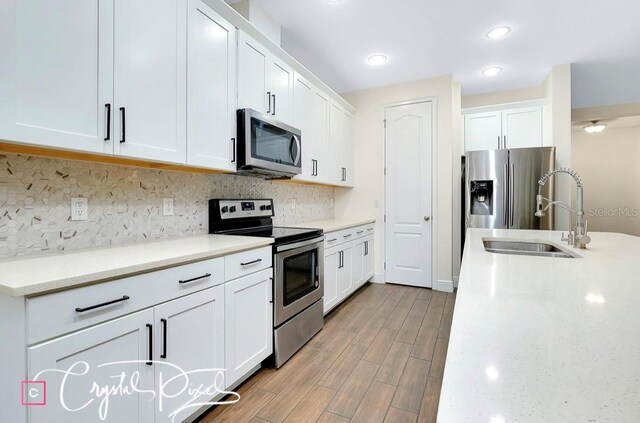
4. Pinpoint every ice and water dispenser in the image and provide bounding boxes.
[470,180,493,216]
